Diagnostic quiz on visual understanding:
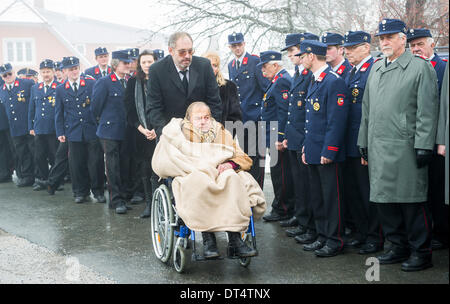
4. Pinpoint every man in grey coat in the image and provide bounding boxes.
[357,19,439,272]
[436,63,448,206]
